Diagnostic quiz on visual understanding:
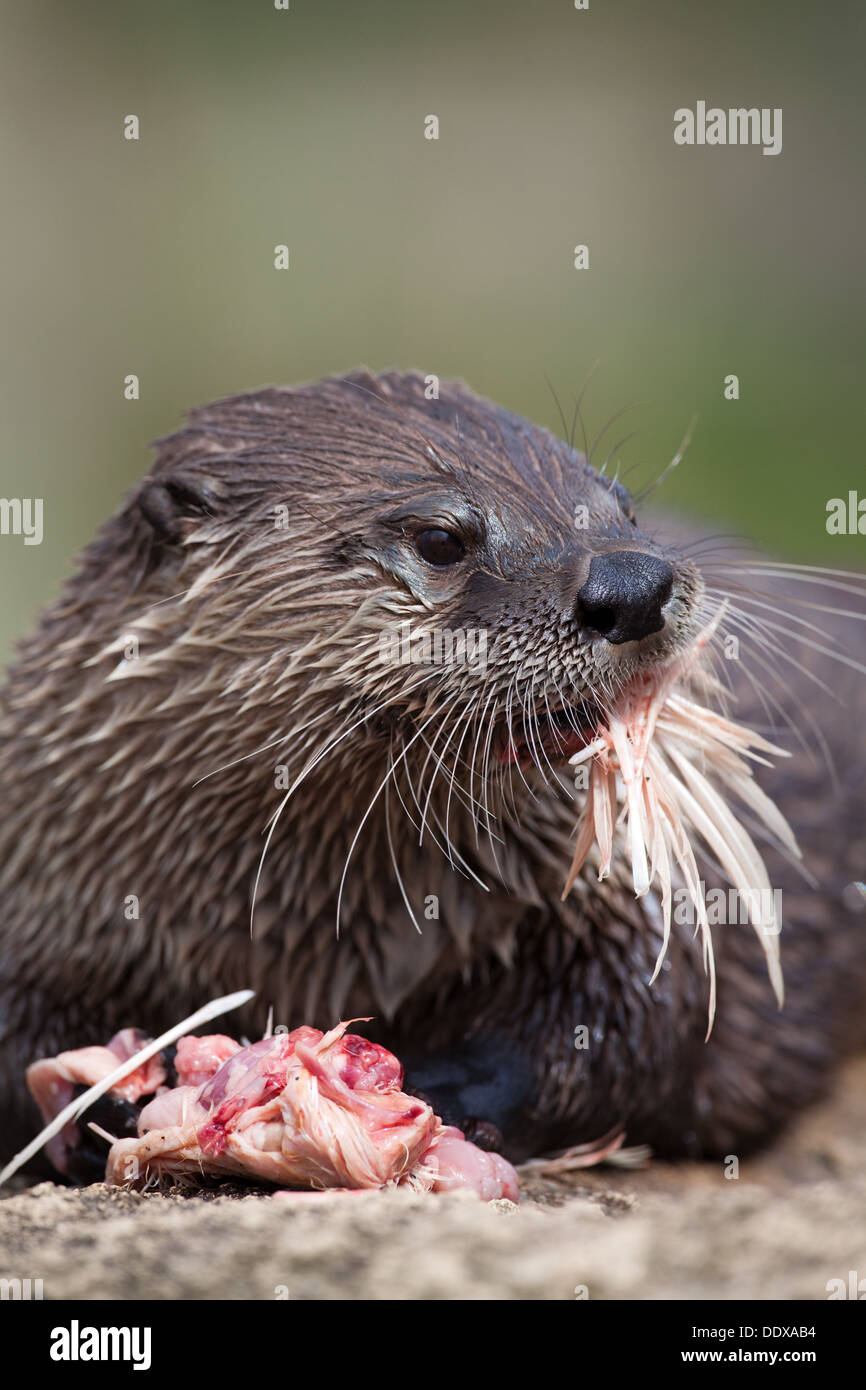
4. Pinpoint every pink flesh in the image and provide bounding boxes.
[174,1033,241,1087]
[424,1126,521,1202]
[26,1029,167,1173]
[27,1023,519,1202]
